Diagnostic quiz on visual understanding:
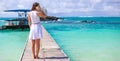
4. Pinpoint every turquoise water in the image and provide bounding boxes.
[42,17,120,61]
[0,17,120,61]
[0,30,29,61]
